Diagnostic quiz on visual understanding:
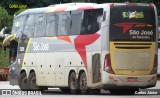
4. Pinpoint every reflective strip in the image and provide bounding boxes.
[22,38,32,69]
